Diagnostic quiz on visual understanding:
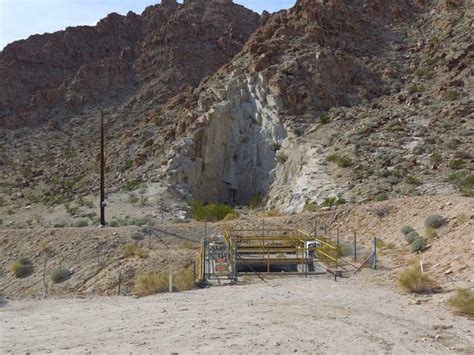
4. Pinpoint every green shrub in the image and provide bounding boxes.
[122,160,134,172]
[74,220,89,228]
[128,194,140,204]
[449,159,465,170]
[134,271,168,297]
[374,193,387,202]
[411,237,427,253]
[401,225,415,236]
[122,179,141,191]
[429,152,442,163]
[405,231,419,243]
[248,193,263,209]
[276,153,288,164]
[409,84,423,94]
[327,154,353,168]
[11,257,33,278]
[51,268,71,283]
[399,267,436,293]
[405,176,421,185]
[448,288,474,319]
[223,212,239,221]
[460,174,474,197]
[0,196,5,207]
[320,114,330,124]
[424,214,446,229]
[144,139,153,147]
[321,196,346,207]
[304,201,317,212]
[271,142,281,152]
[444,90,460,101]
[190,202,234,222]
